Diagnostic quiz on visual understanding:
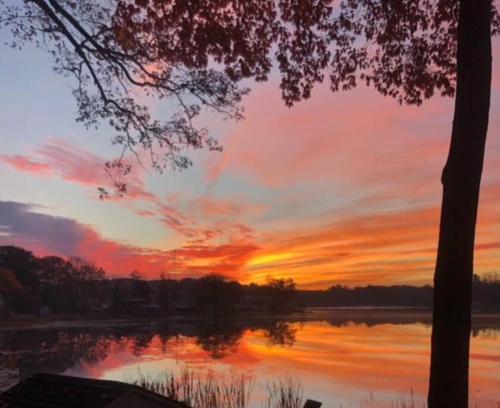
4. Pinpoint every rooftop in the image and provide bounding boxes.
[0,372,190,408]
